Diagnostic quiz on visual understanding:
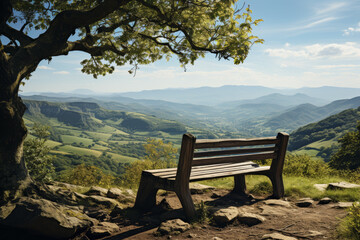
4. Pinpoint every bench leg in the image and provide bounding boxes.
[269,174,284,199]
[175,187,196,221]
[233,174,247,195]
[134,174,158,211]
